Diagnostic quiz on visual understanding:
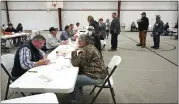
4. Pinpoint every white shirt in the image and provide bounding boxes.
[46,34,60,49]
[73,25,80,33]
